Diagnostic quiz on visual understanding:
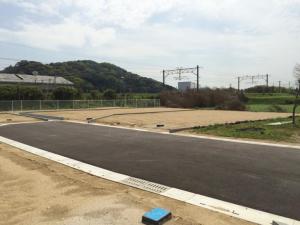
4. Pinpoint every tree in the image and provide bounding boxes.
[52,87,78,100]
[1,60,174,93]
[0,85,43,100]
[90,90,101,99]
[292,63,300,125]
[103,89,117,99]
